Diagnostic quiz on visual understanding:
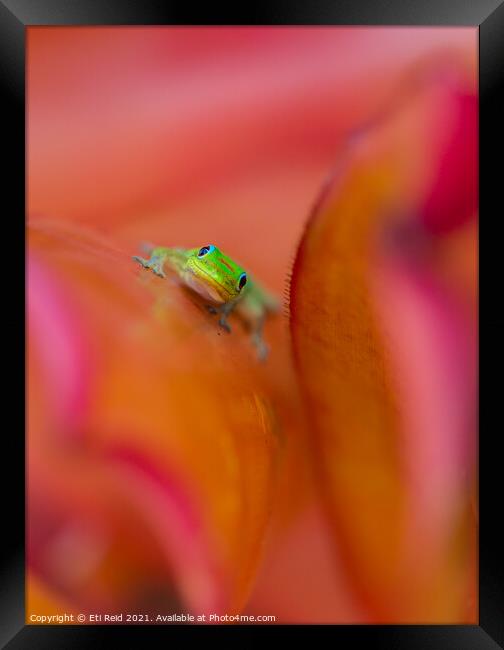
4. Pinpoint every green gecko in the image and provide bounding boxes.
[133,244,279,359]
